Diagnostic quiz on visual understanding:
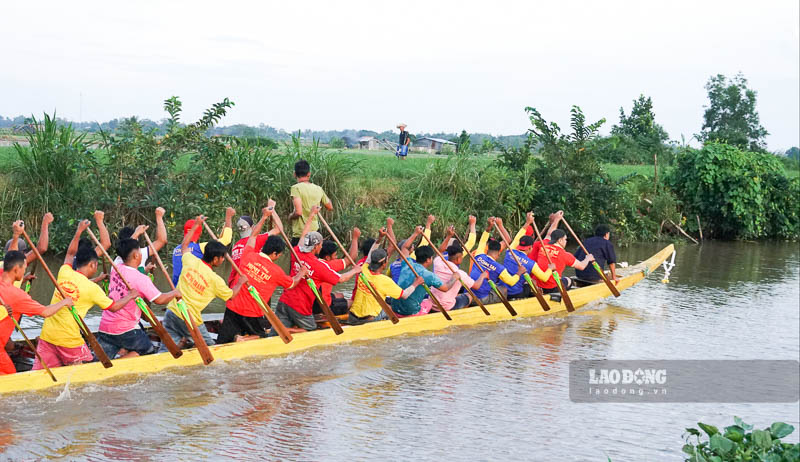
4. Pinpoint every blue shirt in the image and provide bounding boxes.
[499,249,535,296]
[389,257,416,283]
[469,254,506,299]
[390,260,443,315]
[171,243,203,286]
